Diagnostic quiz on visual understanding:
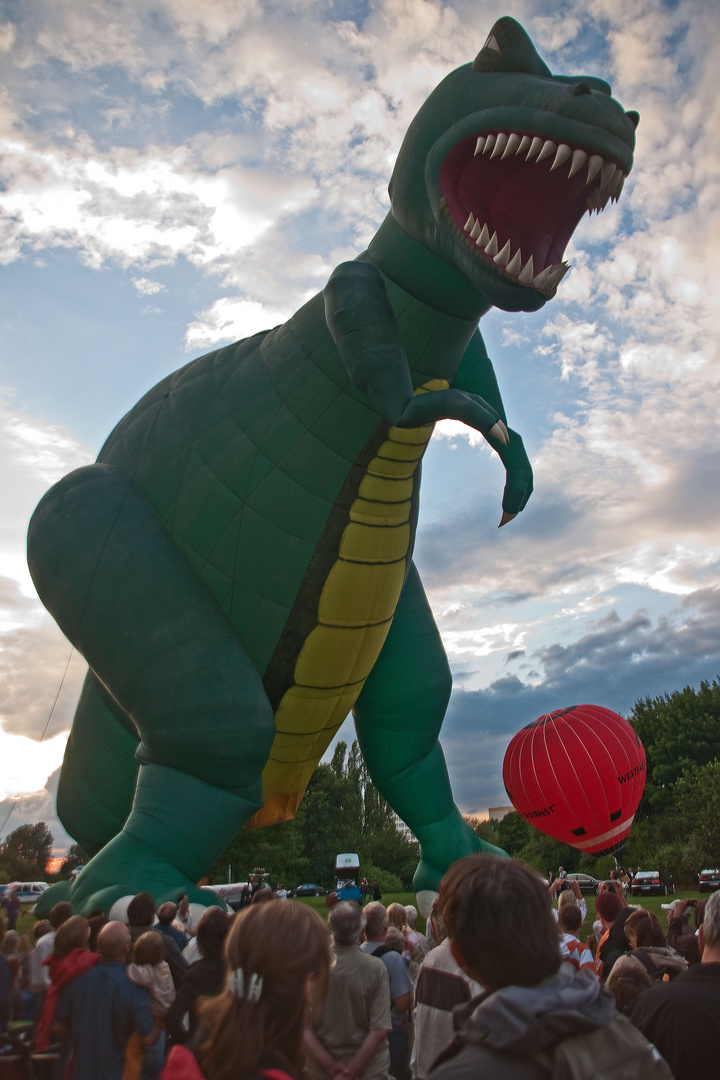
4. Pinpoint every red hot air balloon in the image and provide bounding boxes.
[502,705,646,856]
